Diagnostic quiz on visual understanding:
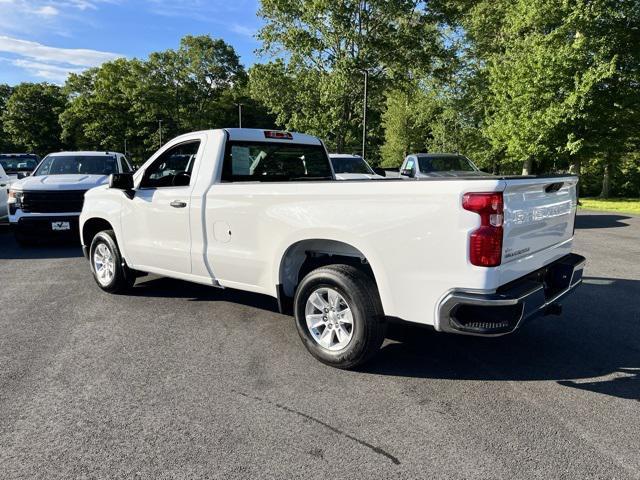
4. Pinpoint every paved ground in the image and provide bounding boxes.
[0,211,638,479]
